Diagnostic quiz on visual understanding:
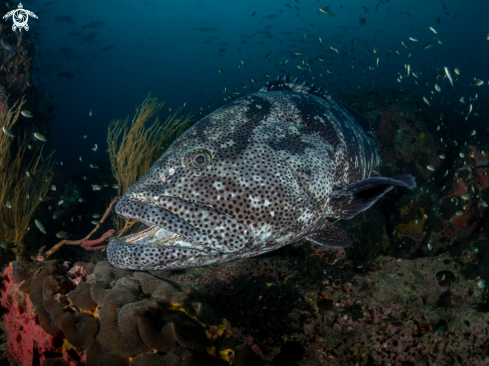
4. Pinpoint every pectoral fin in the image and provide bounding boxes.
[306,225,351,247]
[330,174,416,219]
